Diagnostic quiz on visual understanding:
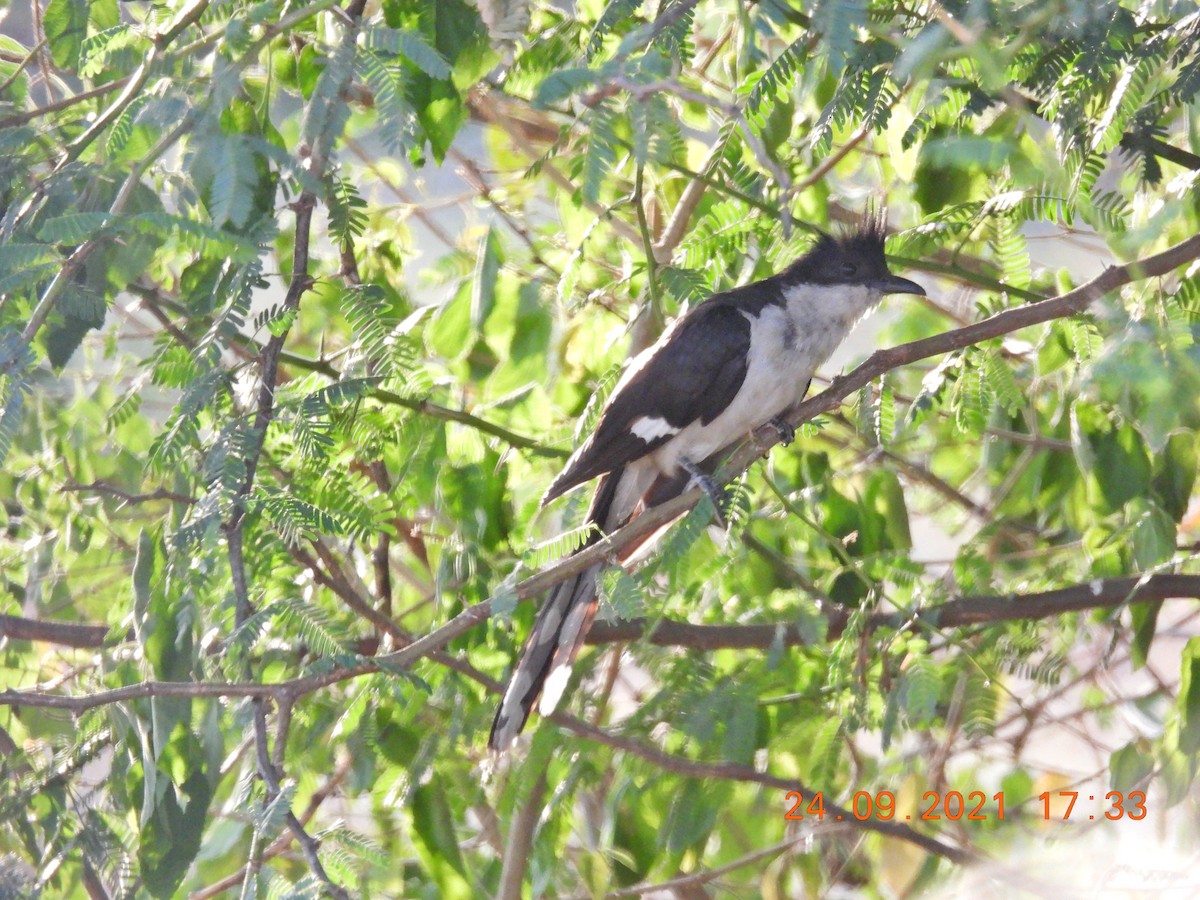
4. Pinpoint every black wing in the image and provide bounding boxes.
[543,301,752,504]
